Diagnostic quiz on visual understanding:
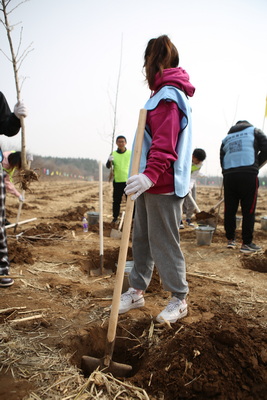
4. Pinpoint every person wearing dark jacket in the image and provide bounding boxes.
[220,120,267,253]
[0,92,27,287]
